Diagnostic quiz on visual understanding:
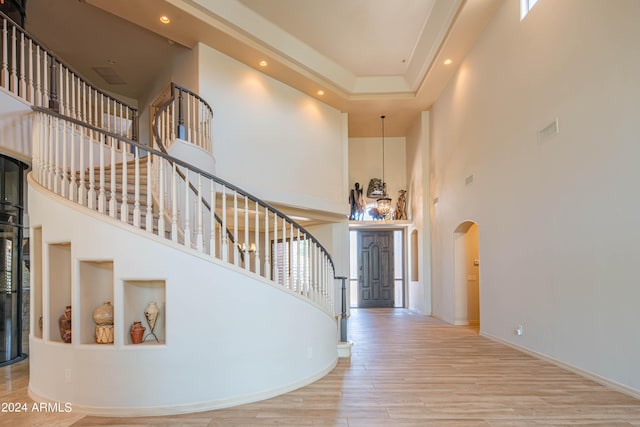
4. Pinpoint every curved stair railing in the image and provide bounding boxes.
[31,106,337,316]
[1,10,137,139]
[154,83,211,153]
